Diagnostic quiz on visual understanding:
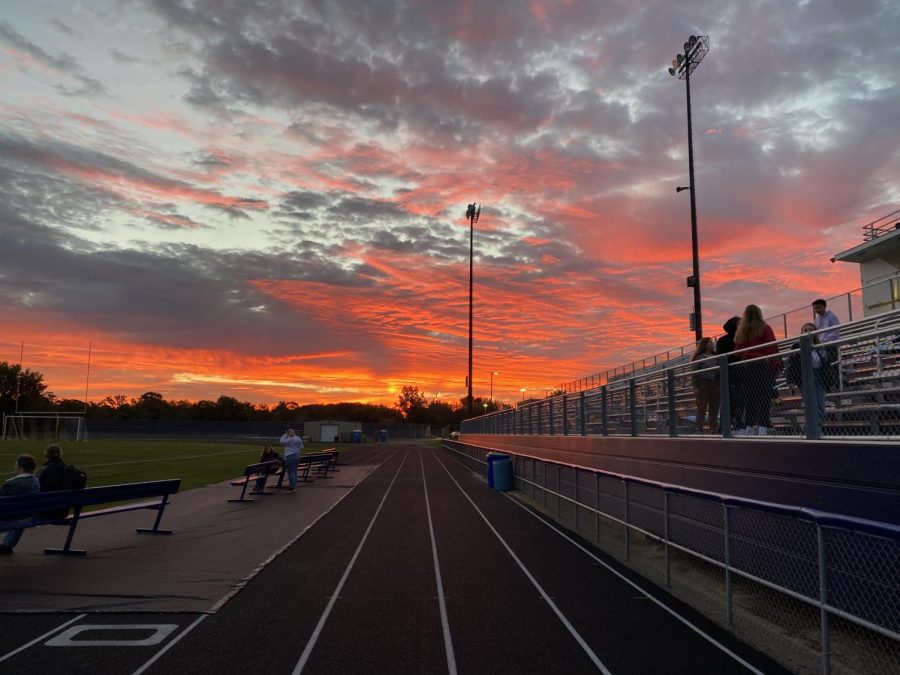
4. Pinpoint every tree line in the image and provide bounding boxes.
[0,362,509,428]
